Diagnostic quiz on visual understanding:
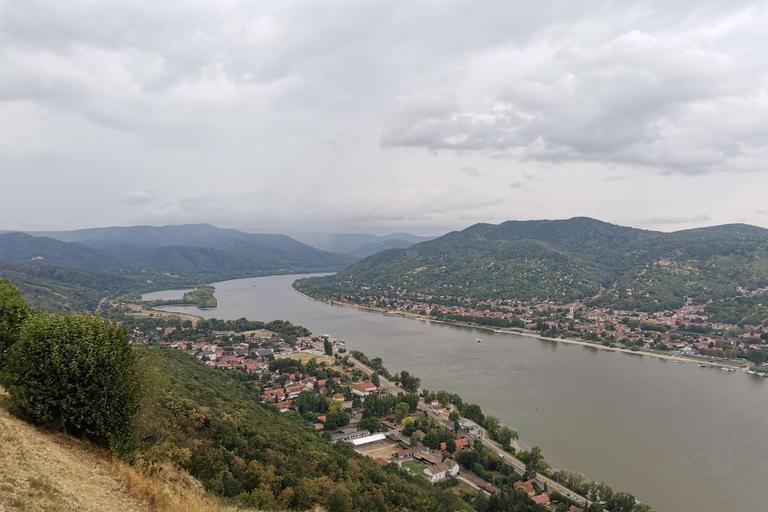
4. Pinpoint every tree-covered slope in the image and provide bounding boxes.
[0,225,358,310]
[138,347,474,512]
[296,218,768,311]
[0,261,134,311]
